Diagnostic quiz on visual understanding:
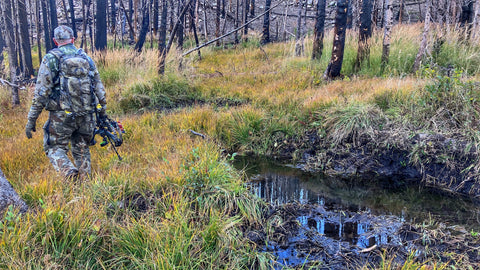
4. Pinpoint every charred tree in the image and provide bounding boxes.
[1,0,20,105]
[461,1,475,40]
[412,0,432,73]
[135,0,150,52]
[324,0,349,80]
[158,0,168,74]
[243,0,250,38]
[381,0,393,71]
[177,0,185,49]
[41,0,53,51]
[261,0,271,44]
[17,0,34,78]
[0,18,5,77]
[153,0,158,35]
[312,0,326,60]
[354,0,373,72]
[216,0,221,46]
[111,0,116,35]
[68,0,77,38]
[250,0,255,16]
[48,0,58,42]
[95,0,108,51]
[35,0,43,62]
